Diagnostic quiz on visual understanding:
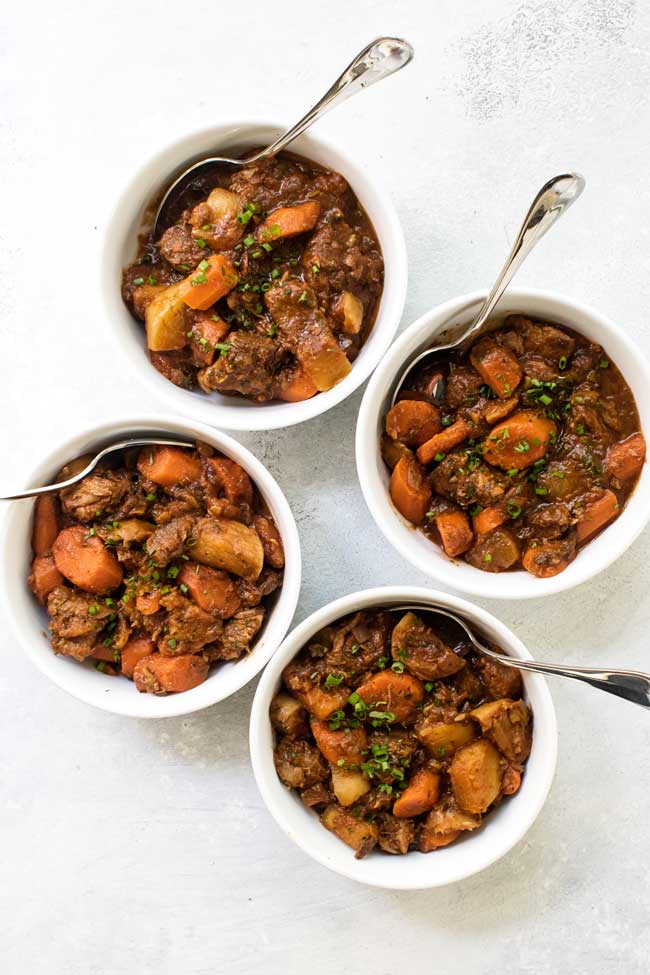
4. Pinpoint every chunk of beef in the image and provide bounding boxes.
[471,698,533,763]
[326,610,392,675]
[149,350,196,390]
[210,608,265,660]
[274,736,328,789]
[189,203,243,252]
[377,813,415,855]
[513,316,576,361]
[59,471,130,523]
[47,585,112,661]
[158,590,222,655]
[229,156,314,212]
[157,223,206,271]
[431,452,508,508]
[301,216,383,297]
[300,782,331,808]
[236,568,283,607]
[445,366,482,409]
[474,655,523,700]
[145,515,196,567]
[265,277,338,357]
[526,502,571,539]
[198,332,278,400]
